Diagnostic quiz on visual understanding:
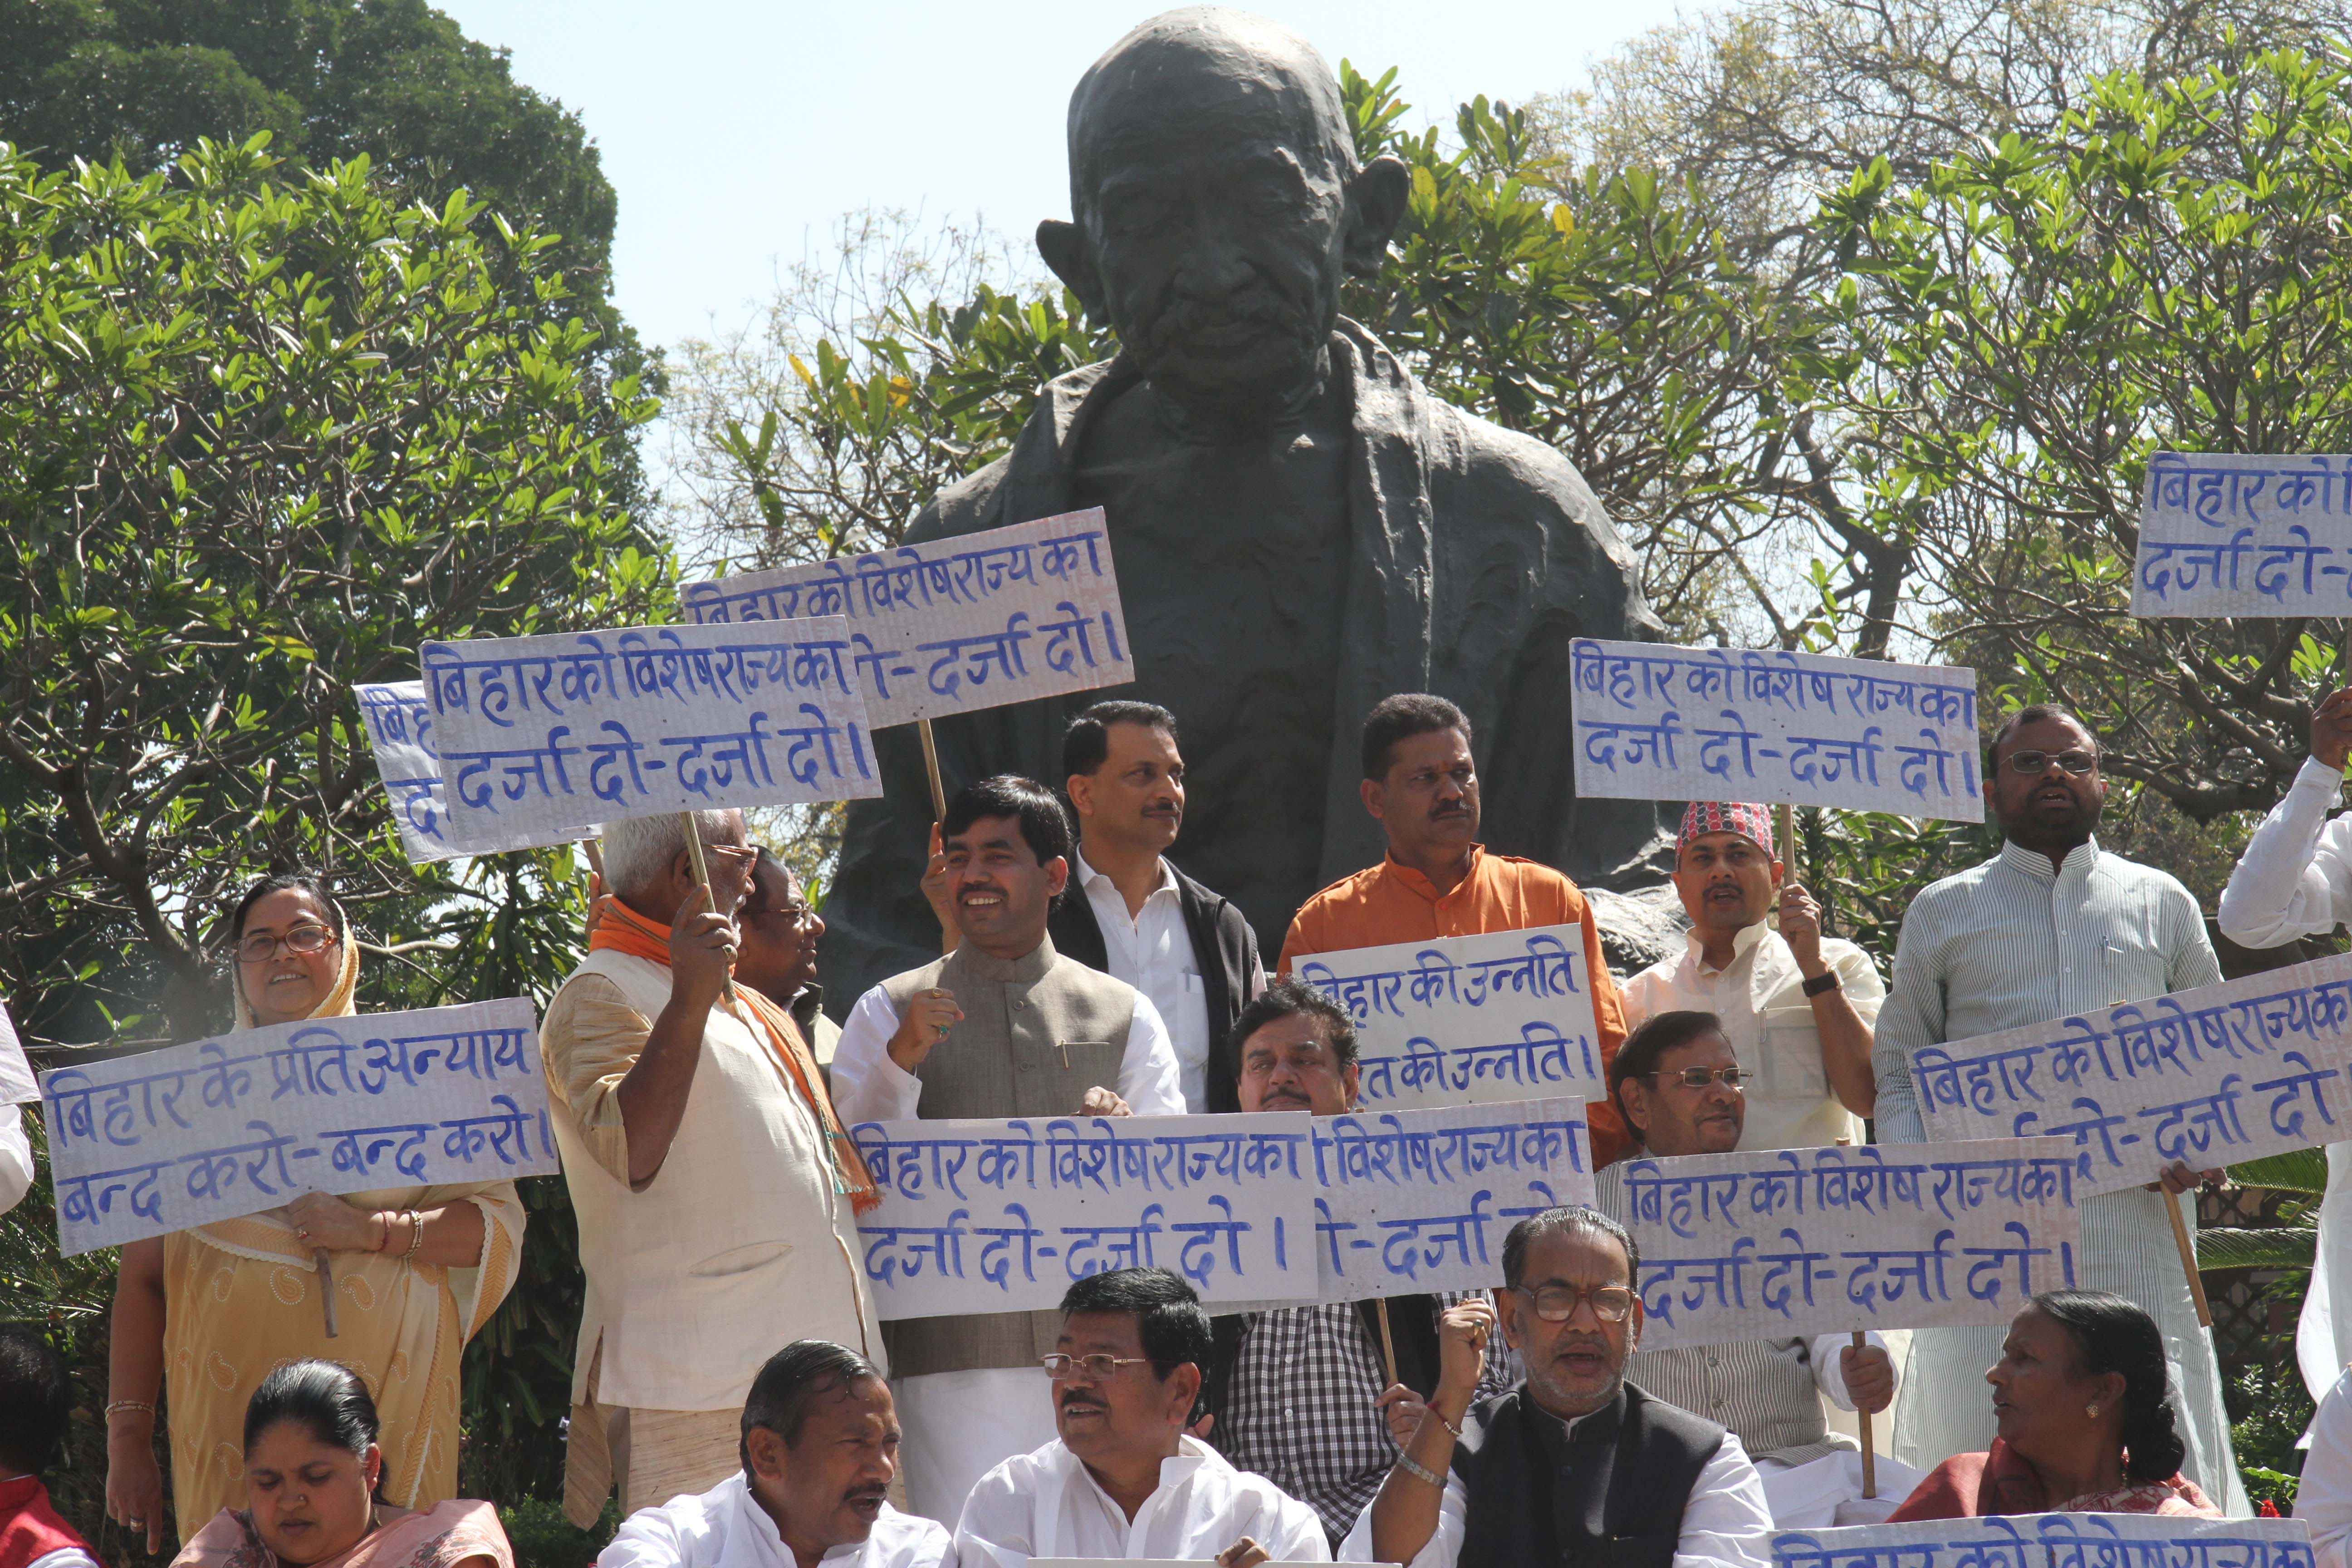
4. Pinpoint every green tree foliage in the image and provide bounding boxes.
[1816,47,2352,822]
